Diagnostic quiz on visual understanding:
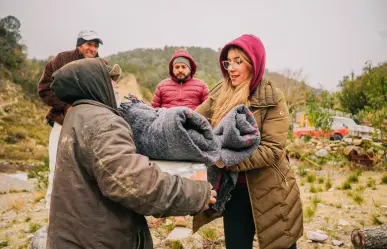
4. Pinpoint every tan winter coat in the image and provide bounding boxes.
[195,79,303,249]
